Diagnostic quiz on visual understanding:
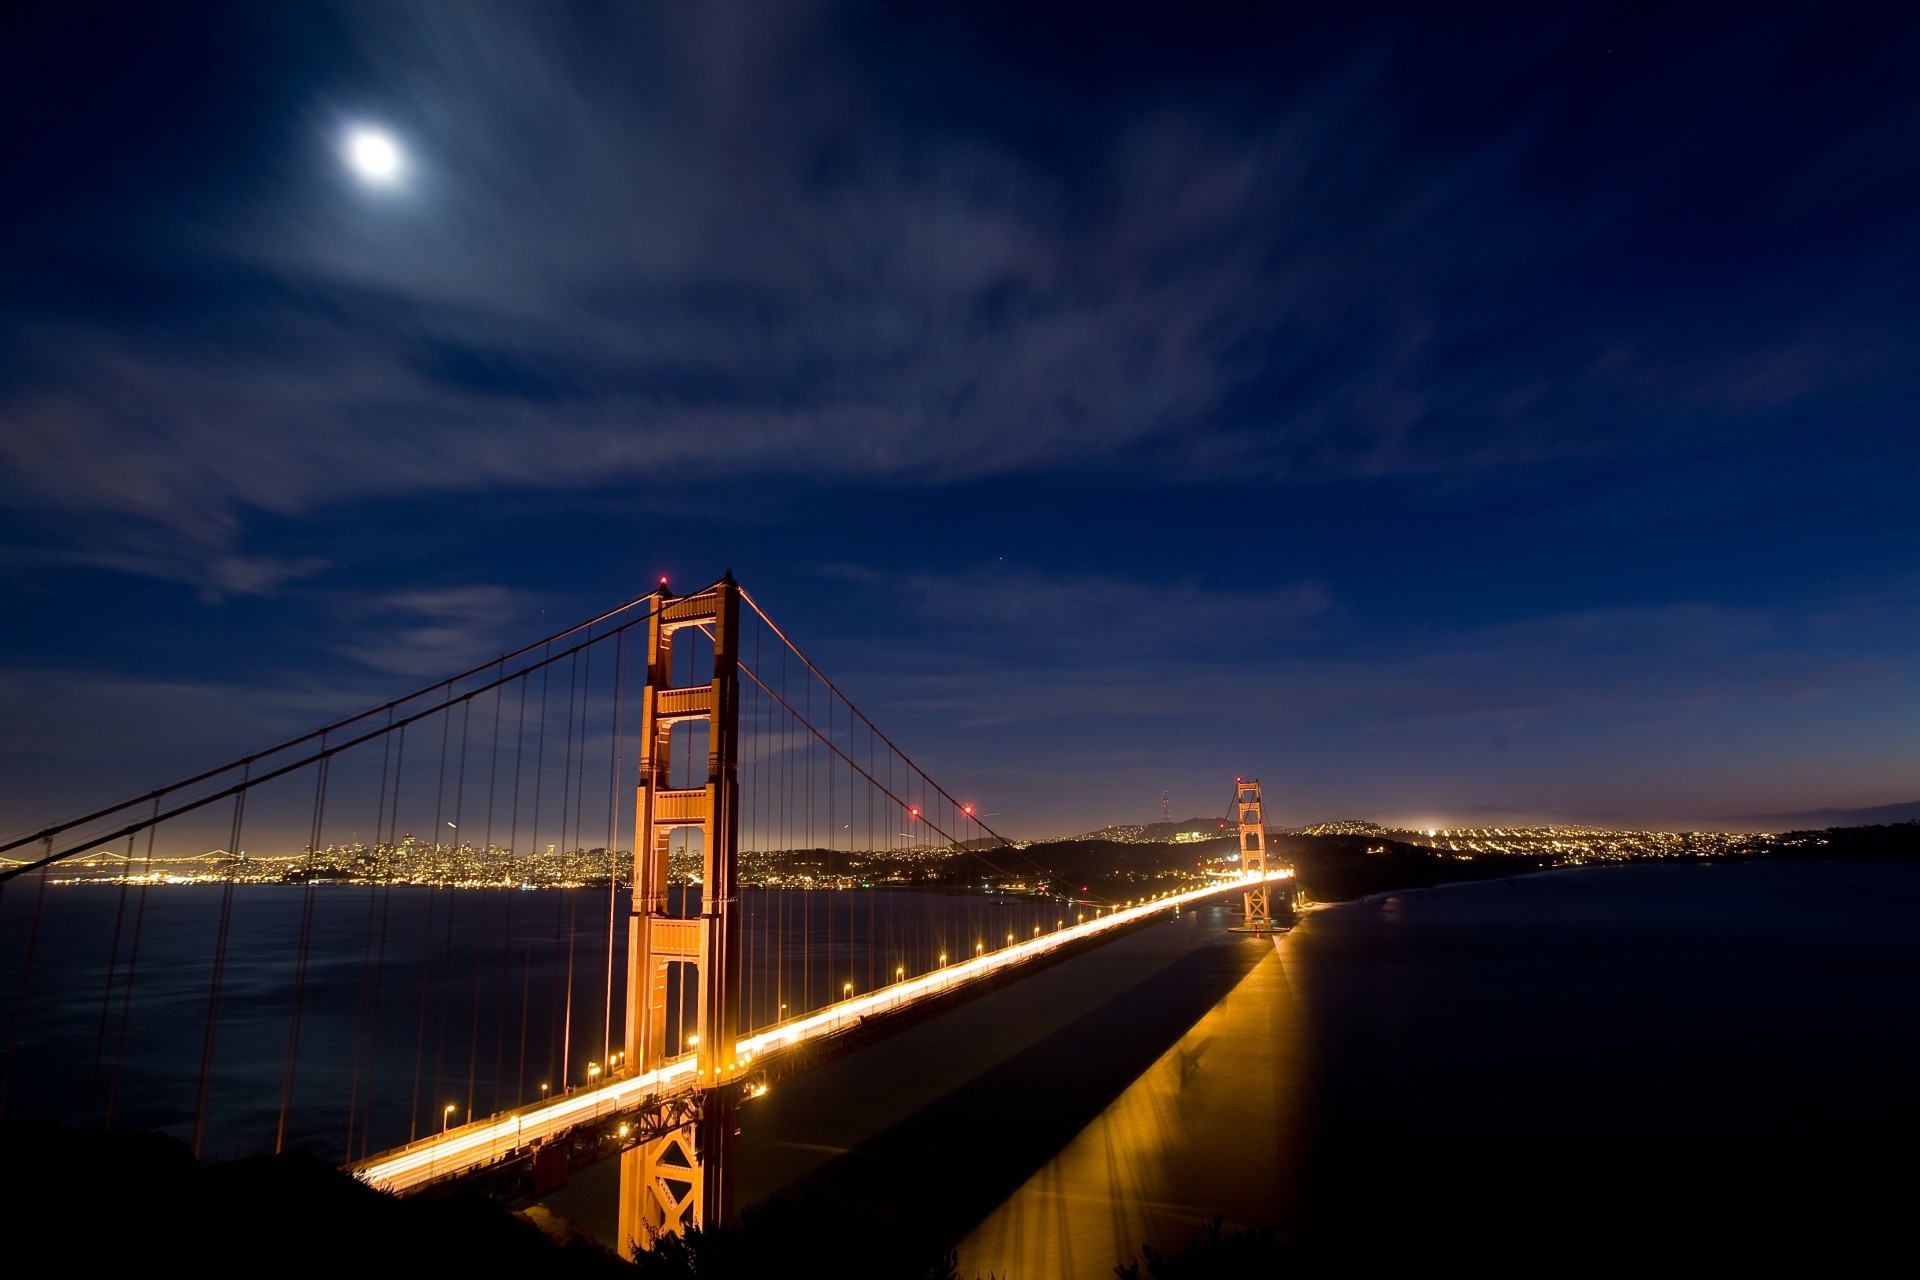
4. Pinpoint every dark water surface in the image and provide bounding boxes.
[544,861,1916,1275]
[958,859,1920,1274]
[0,883,1068,1161]
[10,862,1915,1273]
